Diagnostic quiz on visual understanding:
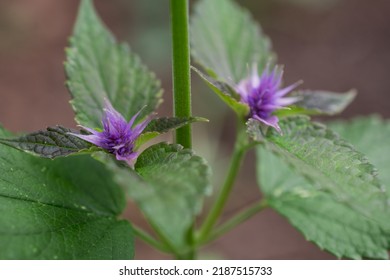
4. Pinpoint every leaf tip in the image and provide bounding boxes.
[195,117,209,123]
